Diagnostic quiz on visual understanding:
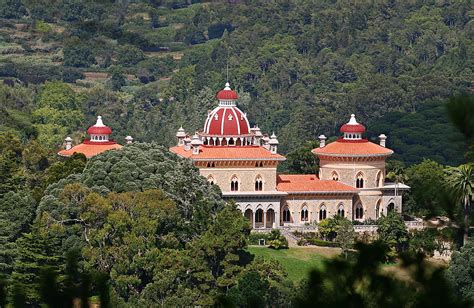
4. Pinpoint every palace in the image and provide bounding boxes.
[170,82,409,228]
